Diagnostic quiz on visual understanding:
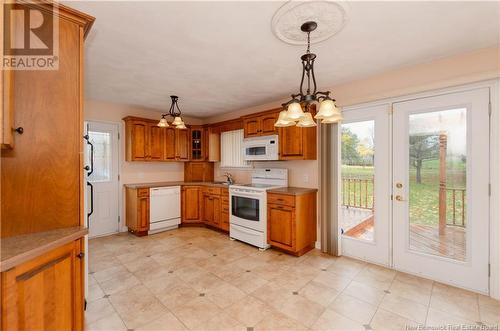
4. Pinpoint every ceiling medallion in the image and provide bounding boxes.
[158,95,187,129]
[271,0,349,45]
[274,20,343,128]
